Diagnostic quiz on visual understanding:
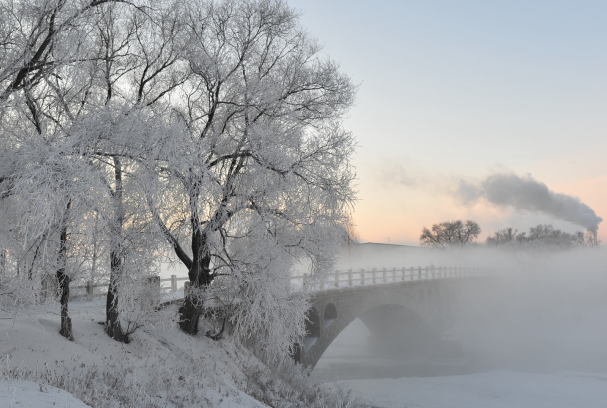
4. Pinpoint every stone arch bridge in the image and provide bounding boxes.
[291,266,489,369]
